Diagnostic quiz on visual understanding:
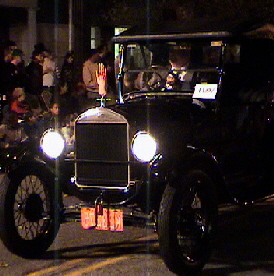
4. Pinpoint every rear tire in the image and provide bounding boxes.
[158,170,218,275]
[0,164,60,258]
